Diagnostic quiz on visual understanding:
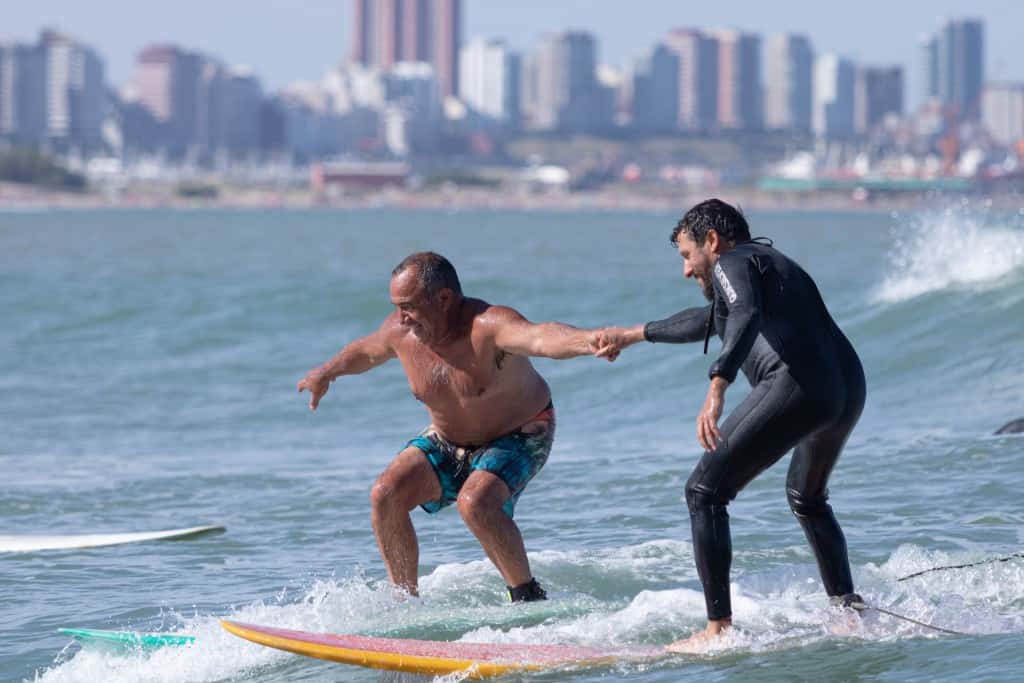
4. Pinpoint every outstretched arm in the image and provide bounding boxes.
[489,307,605,359]
[644,305,715,344]
[297,322,397,411]
[590,305,715,360]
